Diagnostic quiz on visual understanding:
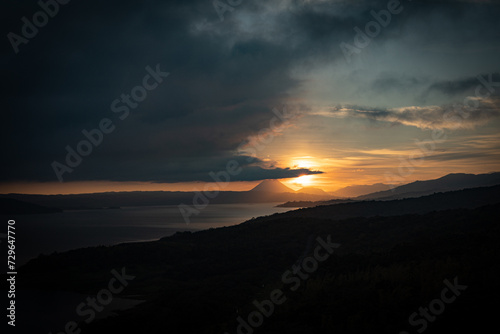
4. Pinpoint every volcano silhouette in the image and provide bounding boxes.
[250,179,294,193]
